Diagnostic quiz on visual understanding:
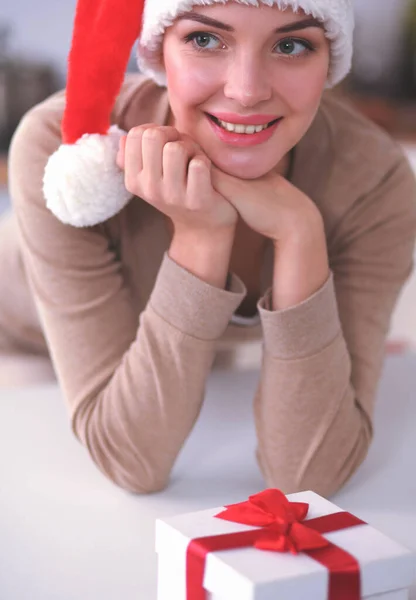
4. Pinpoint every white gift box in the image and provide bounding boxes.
[155,490,416,600]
